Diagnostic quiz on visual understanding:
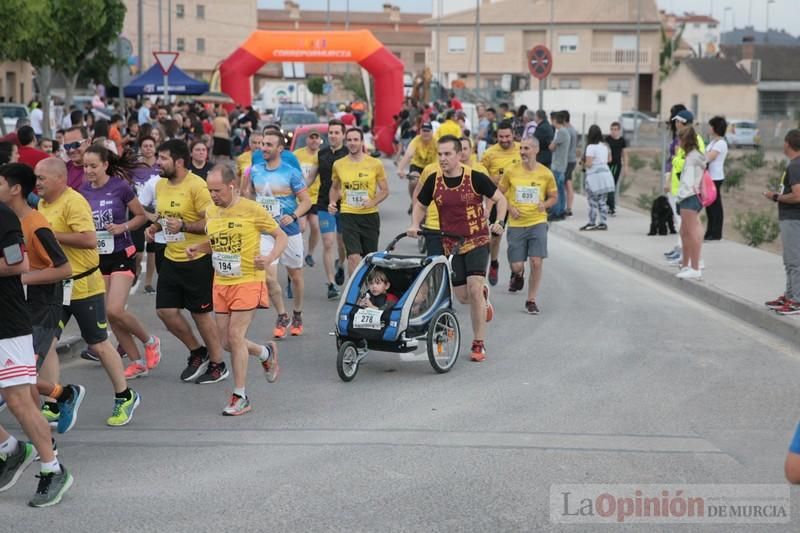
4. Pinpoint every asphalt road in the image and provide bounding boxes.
[2,162,799,532]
